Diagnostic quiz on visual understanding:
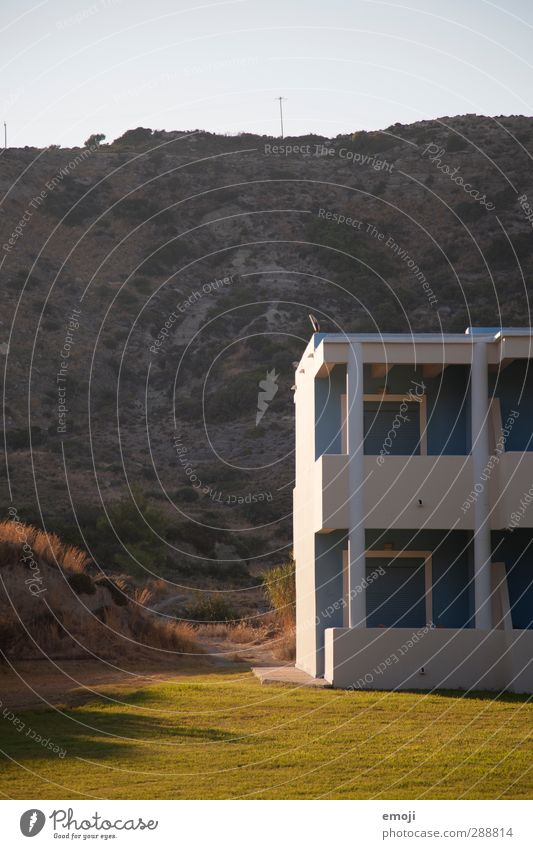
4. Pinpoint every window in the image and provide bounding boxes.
[363,394,427,456]
[339,392,427,456]
[365,550,432,628]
